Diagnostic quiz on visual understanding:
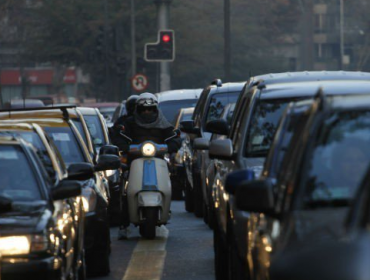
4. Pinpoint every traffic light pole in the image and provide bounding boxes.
[156,0,171,91]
